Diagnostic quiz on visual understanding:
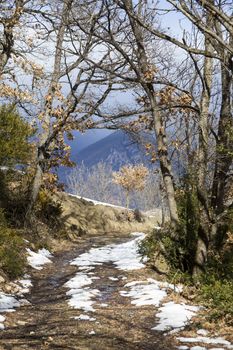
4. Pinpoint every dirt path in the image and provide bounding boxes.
[0,235,176,350]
